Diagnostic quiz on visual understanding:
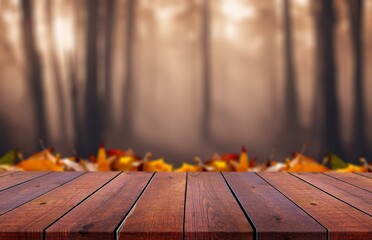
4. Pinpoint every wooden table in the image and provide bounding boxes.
[0,171,371,240]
